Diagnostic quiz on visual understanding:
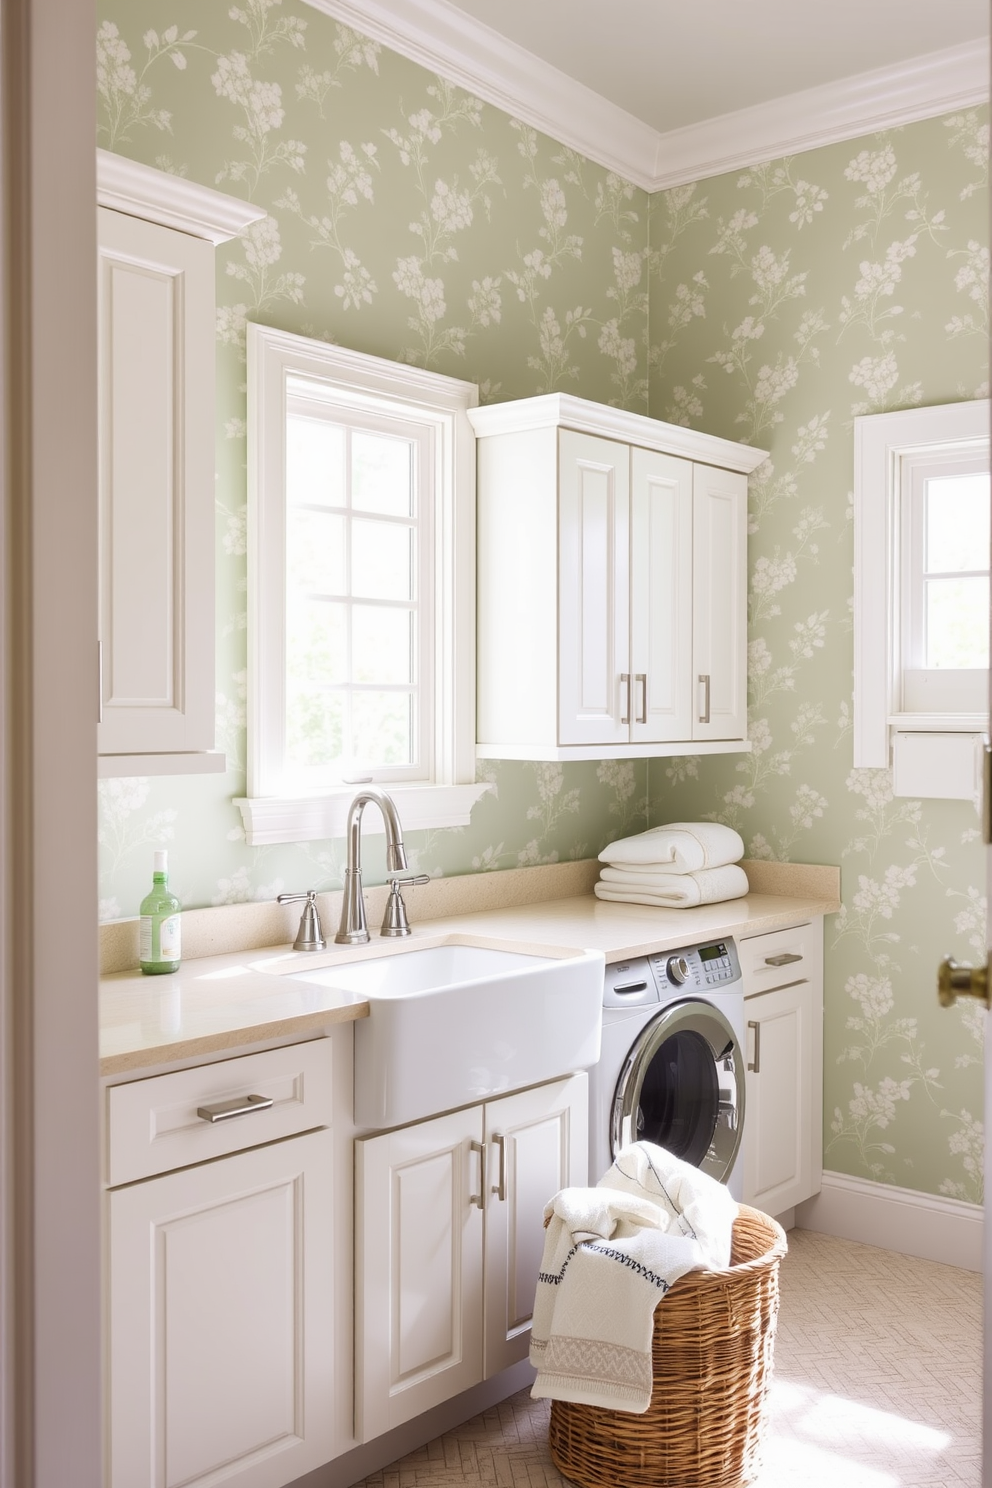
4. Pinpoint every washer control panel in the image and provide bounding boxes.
[603,937,741,1007]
